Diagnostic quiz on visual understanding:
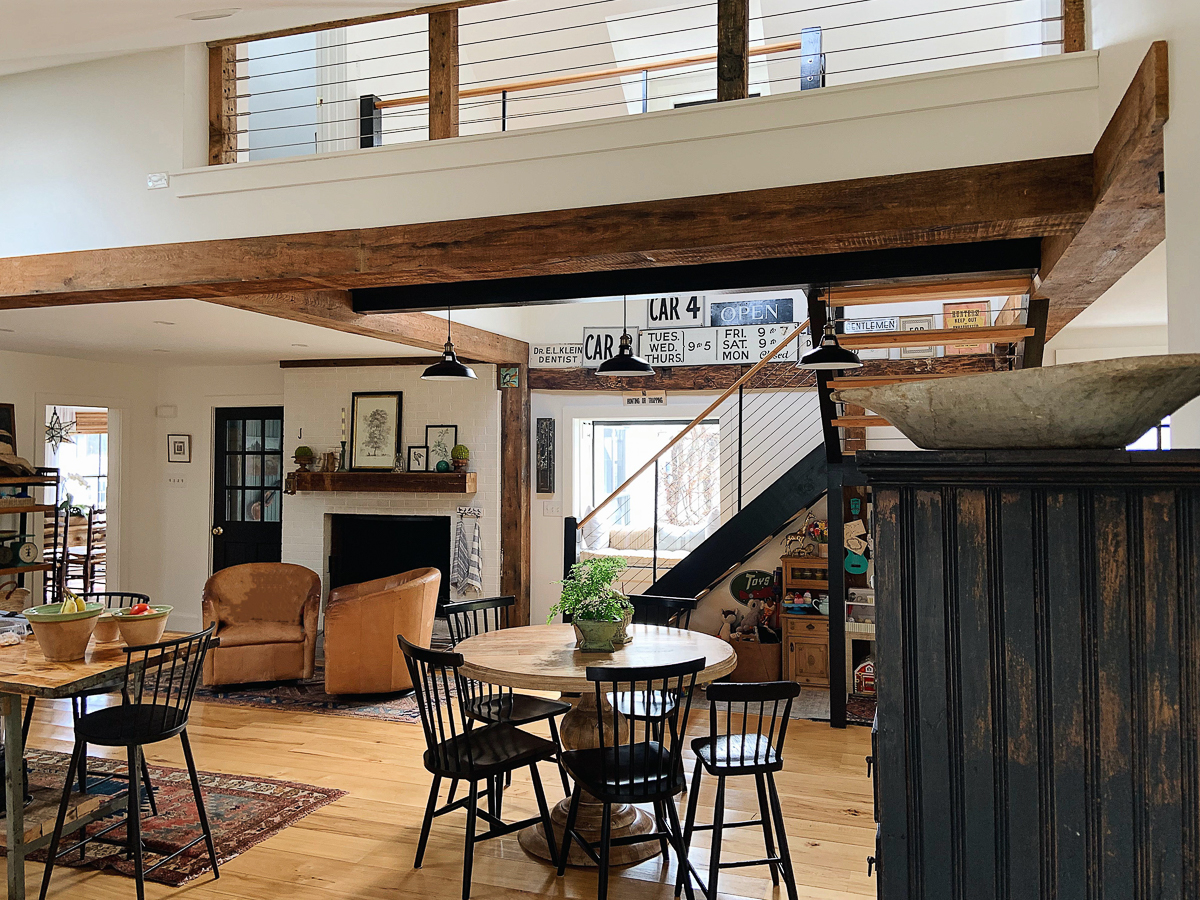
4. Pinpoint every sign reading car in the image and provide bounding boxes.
[581,328,638,368]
